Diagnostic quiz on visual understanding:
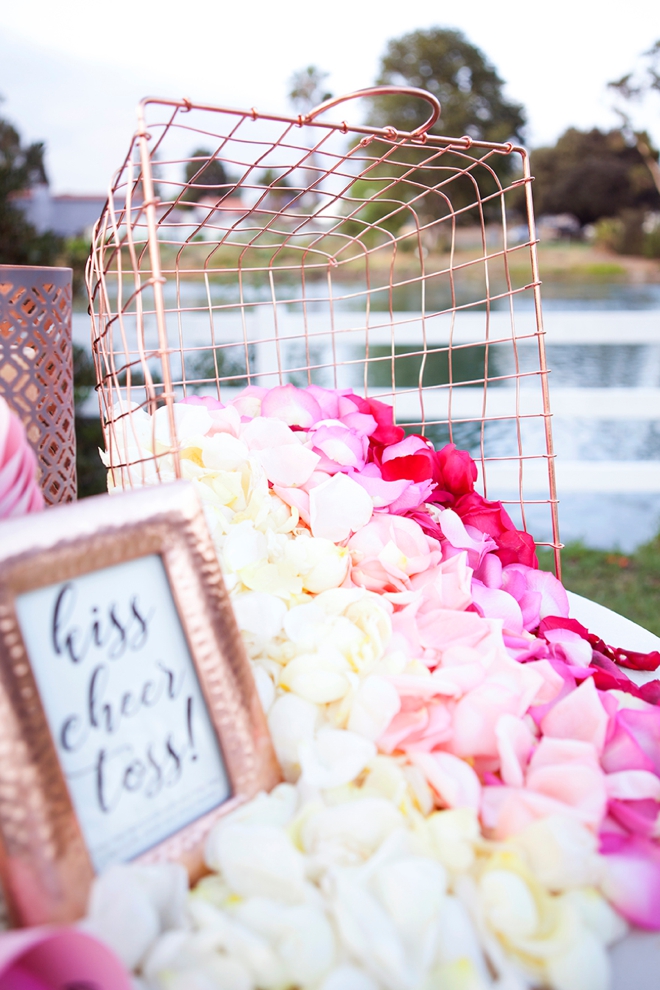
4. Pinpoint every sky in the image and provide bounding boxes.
[0,0,658,193]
